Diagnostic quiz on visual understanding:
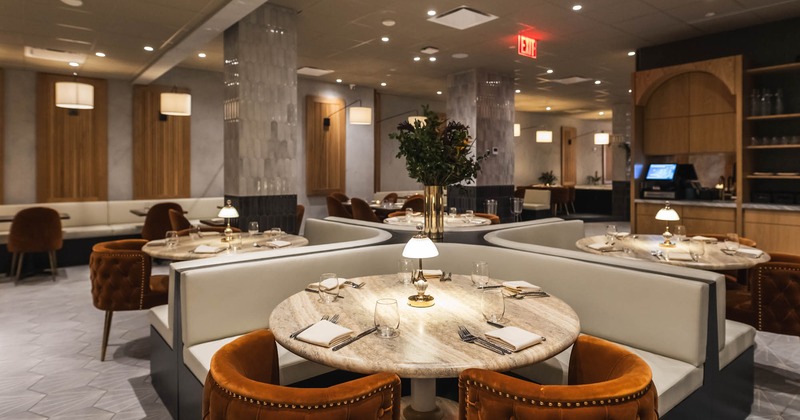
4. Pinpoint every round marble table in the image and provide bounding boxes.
[383,214,491,228]
[142,232,308,261]
[576,234,770,270]
[269,274,580,419]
